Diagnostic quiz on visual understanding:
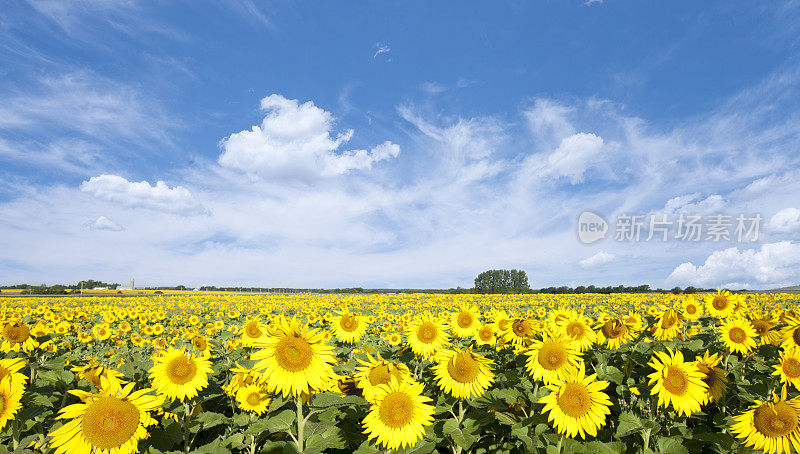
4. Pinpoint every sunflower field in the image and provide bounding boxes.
[1,291,800,454]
